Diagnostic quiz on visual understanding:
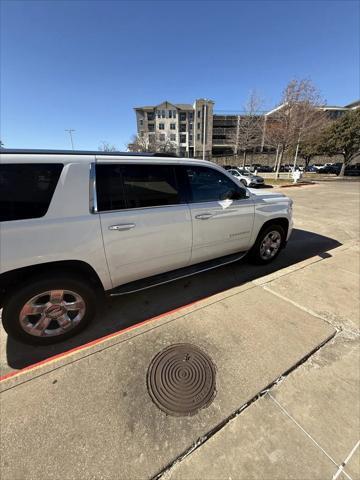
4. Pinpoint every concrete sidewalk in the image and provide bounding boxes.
[1,241,359,480]
[166,243,360,480]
